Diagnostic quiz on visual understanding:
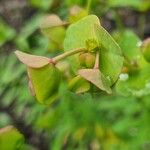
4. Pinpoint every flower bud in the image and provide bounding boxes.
[85,53,95,68]
[79,53,95,68]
